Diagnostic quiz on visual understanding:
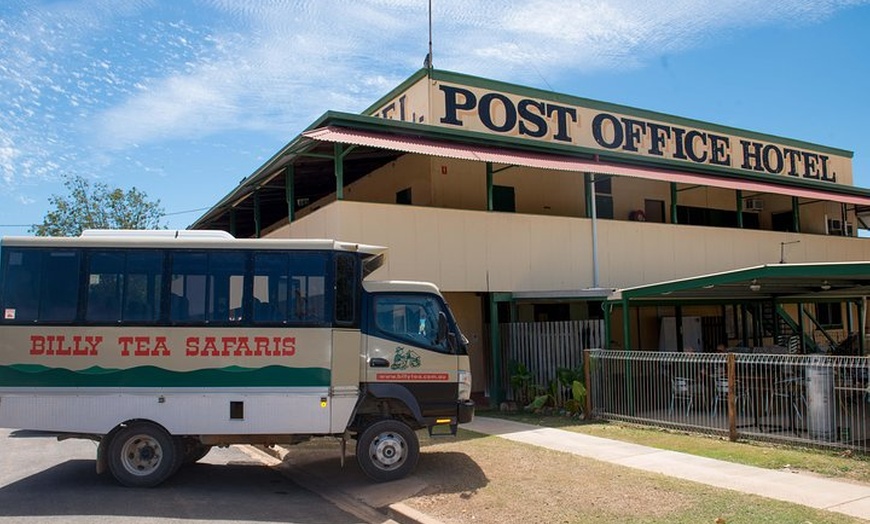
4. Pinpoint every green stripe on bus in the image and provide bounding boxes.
[0,364,330,388]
